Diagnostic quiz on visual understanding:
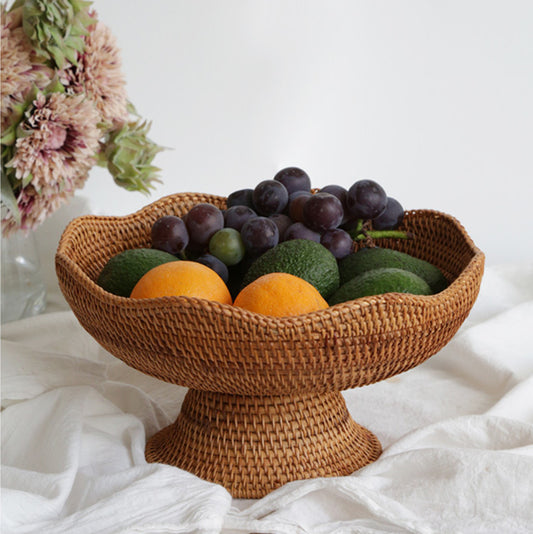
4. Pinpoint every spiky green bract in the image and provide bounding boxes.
[13,0,96,68]
[102,120,163,194]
